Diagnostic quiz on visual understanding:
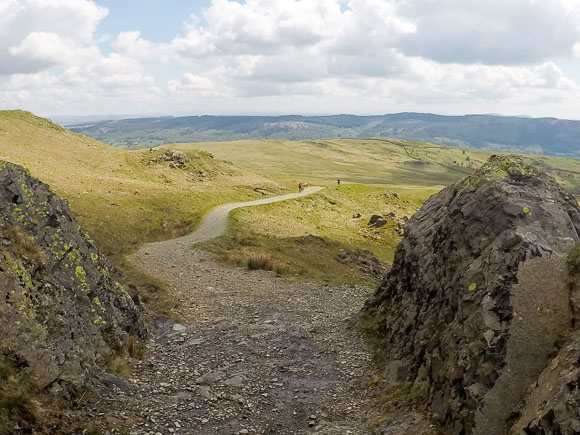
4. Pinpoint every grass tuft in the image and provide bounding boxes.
[246,253,288,275]
[126,336,146,360]
[0,355,37,432]
[113,254,176,317]
[0,224,45,267]
[105,355,133,379]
